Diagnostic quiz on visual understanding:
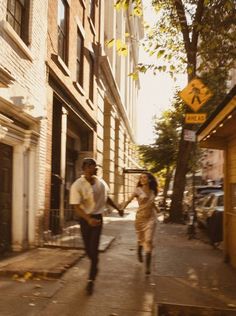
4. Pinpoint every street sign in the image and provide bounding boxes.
[179,78,213,112]
[185,113,206,124]
[184,129,196,142]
